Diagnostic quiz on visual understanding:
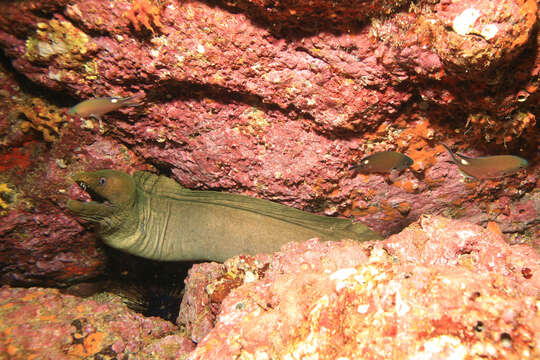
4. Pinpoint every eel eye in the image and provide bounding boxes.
[99,177,106,186]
